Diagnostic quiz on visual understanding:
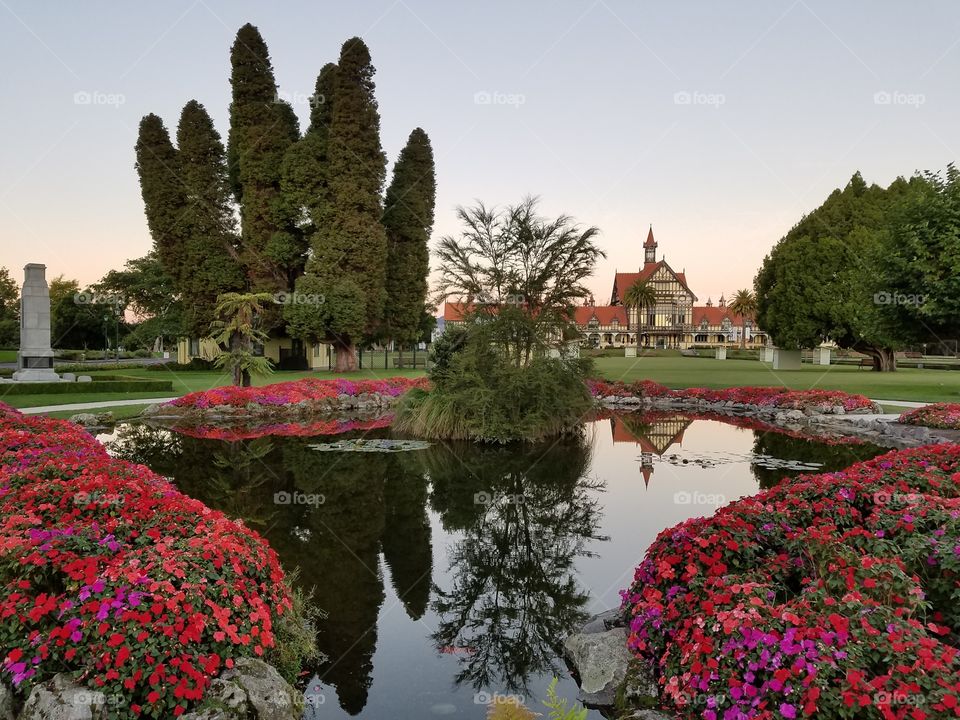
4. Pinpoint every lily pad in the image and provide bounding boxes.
[308,438,432,453]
